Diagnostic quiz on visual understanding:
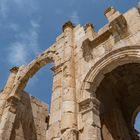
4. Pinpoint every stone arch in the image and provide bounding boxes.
[9,46,57,99]
[80,45,140,101]
[79,45,140,140]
